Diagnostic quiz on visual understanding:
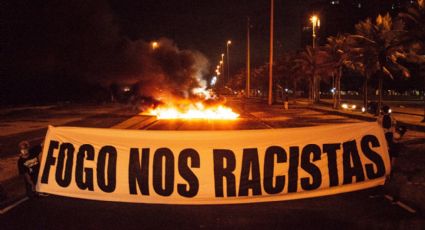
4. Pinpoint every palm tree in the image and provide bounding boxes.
[250,64,268,97]
[345,35,375,111]
[288,54,306,100]
[399,0,425,122]
[293,46,333,103]
[348,14,410,114]
[274,52,294,100]
[227,69,245,91]
[325,34,351,109]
